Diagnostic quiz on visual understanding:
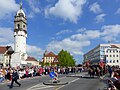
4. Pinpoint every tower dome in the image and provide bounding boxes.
[16,1,25,17]
[16,9,25,17]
